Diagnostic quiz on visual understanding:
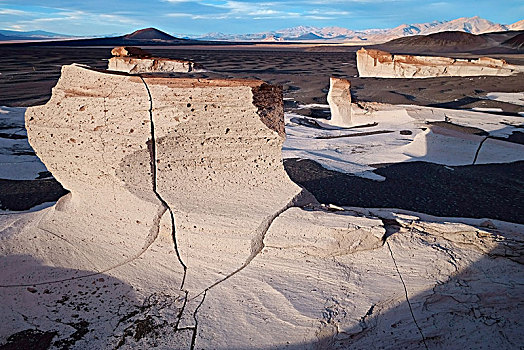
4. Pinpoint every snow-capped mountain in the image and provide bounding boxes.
[193,17,523,43]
